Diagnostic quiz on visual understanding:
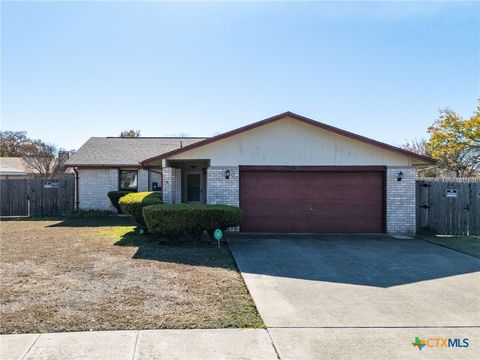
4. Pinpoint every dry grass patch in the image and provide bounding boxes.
[0,218,263,334]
